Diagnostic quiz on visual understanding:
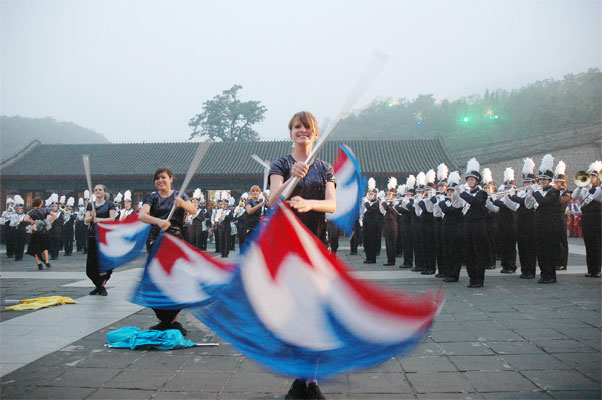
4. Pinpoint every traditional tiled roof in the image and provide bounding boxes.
[0,138,457,178]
